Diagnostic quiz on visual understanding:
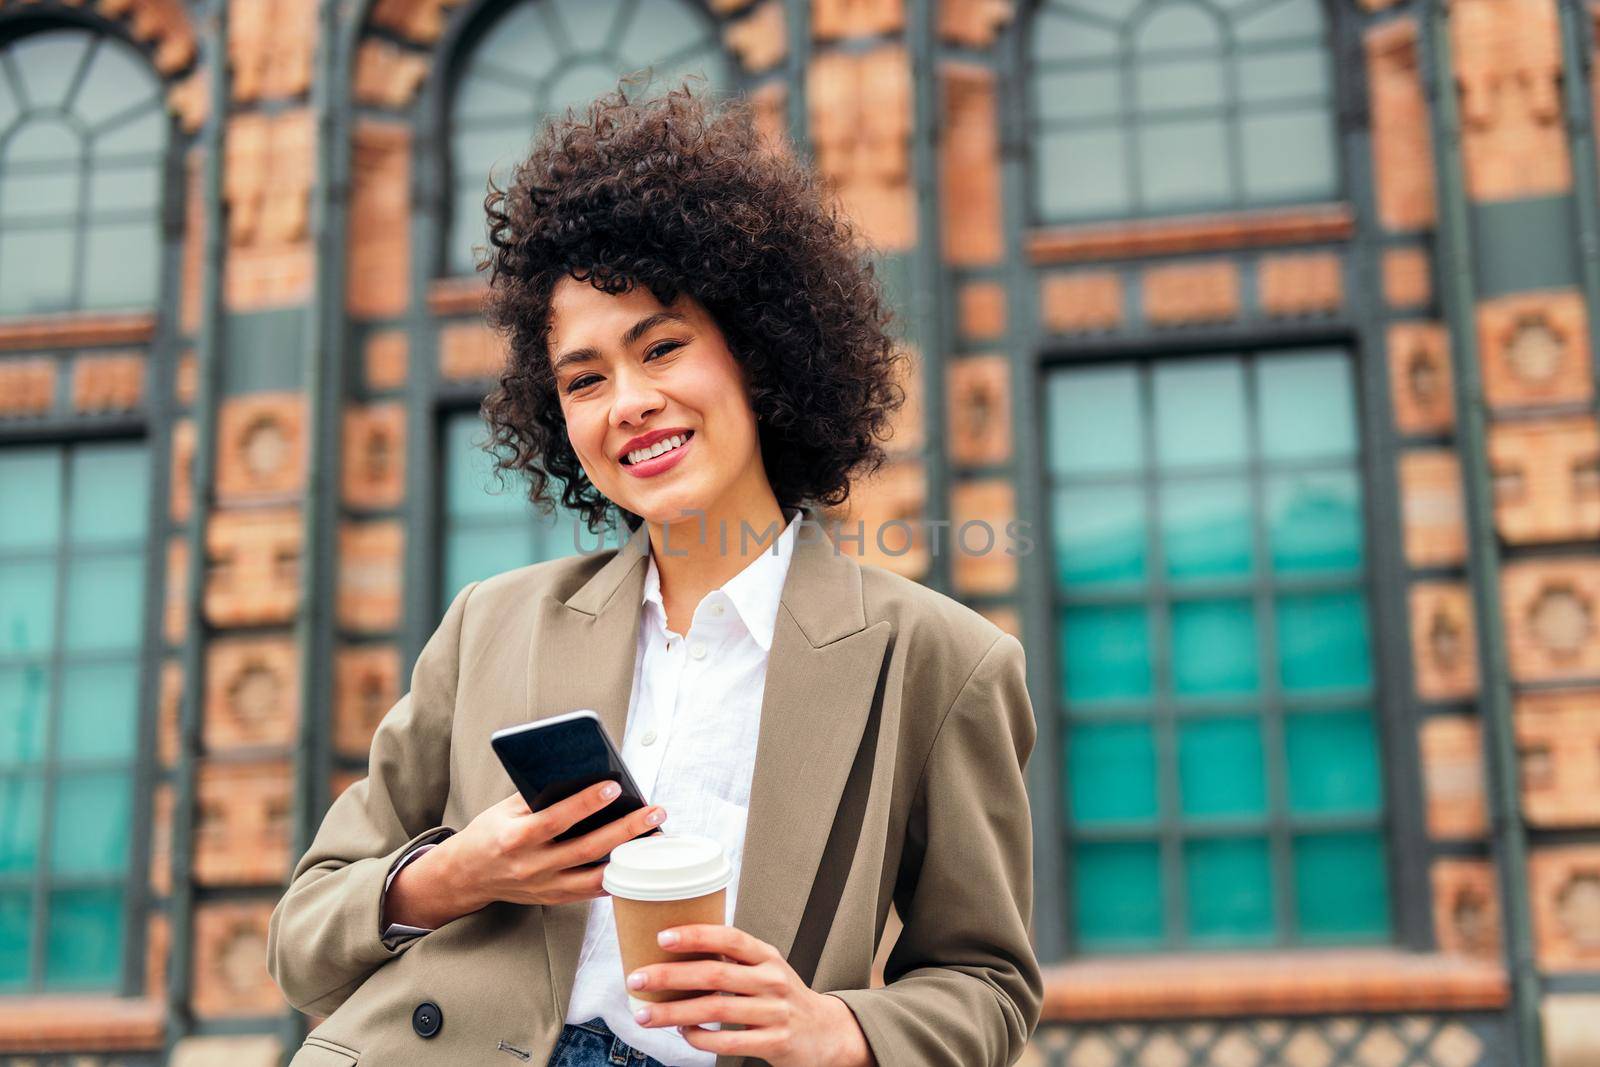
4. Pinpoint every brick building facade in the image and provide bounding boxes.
[0,0,1597,1064]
